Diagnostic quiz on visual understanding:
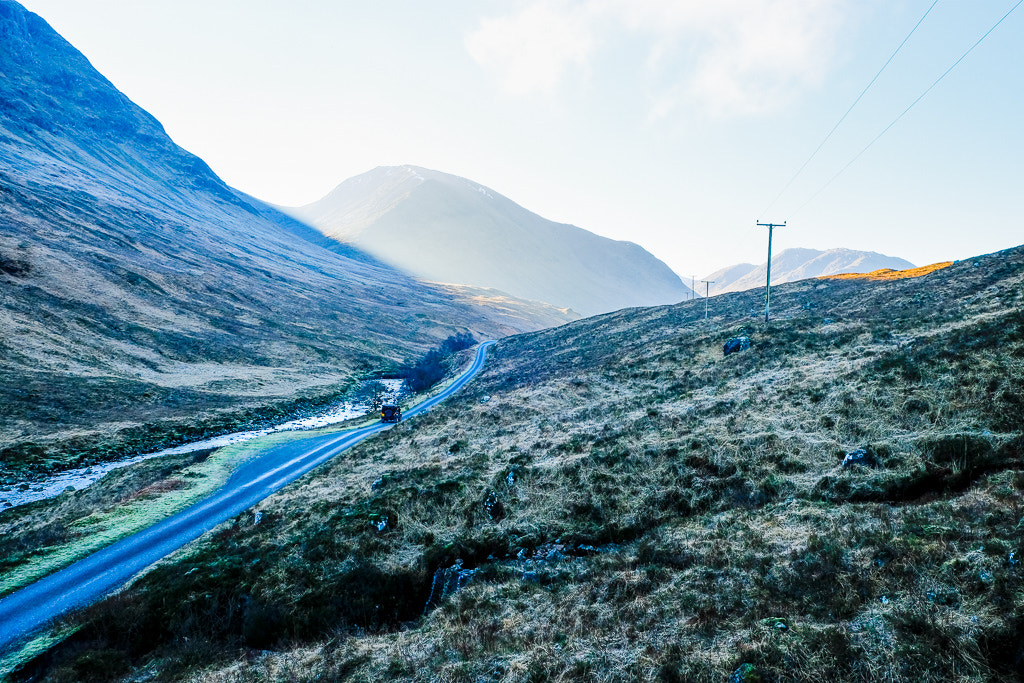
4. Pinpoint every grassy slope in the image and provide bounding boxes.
[0,352,482,601]
[0,1,509,483]
[0,169,503,483]
[12,247,1024,682]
